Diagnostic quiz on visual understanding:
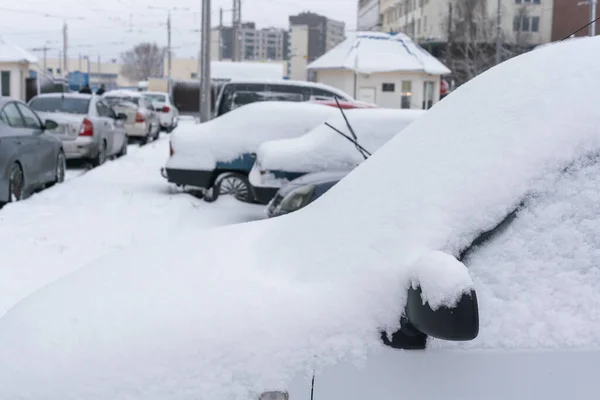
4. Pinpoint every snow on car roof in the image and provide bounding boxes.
[226,78,354,100]
[2,37,600,400]
[166,101,340,171]
[103,89,142,98]
[257,108,425,173]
